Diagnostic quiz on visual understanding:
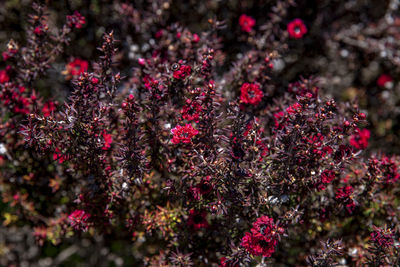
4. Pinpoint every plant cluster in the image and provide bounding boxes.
[0,1,399,266]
